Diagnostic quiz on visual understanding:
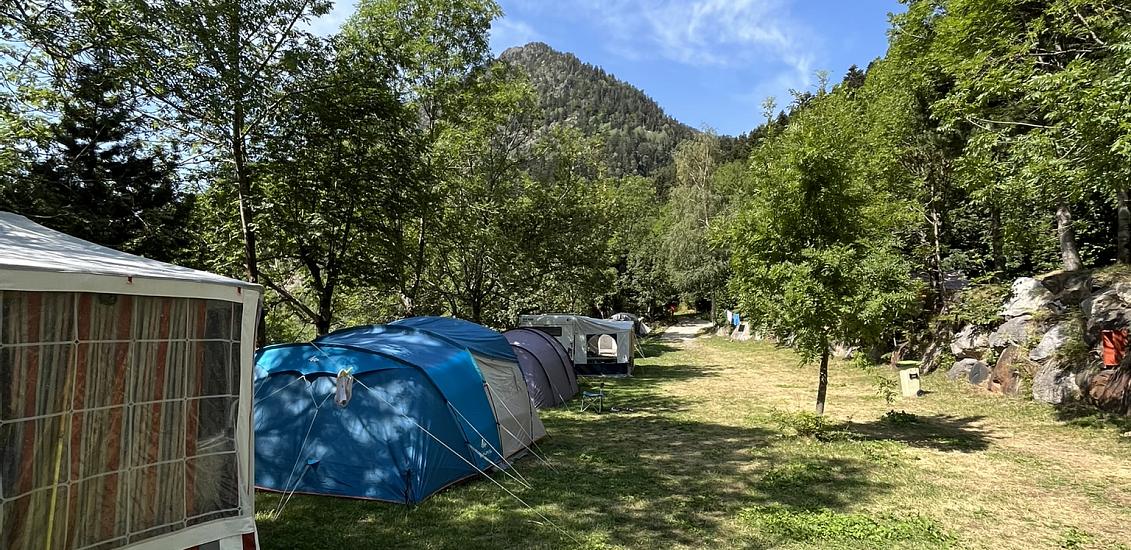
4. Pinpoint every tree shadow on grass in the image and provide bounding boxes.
[638,340,680,356]
[1052,403,1131,434]
[256,366,896,550]
[845,414,994,453]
